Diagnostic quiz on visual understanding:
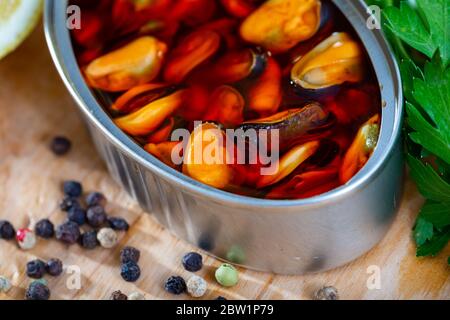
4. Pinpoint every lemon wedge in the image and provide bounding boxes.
[0,0,43,60]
